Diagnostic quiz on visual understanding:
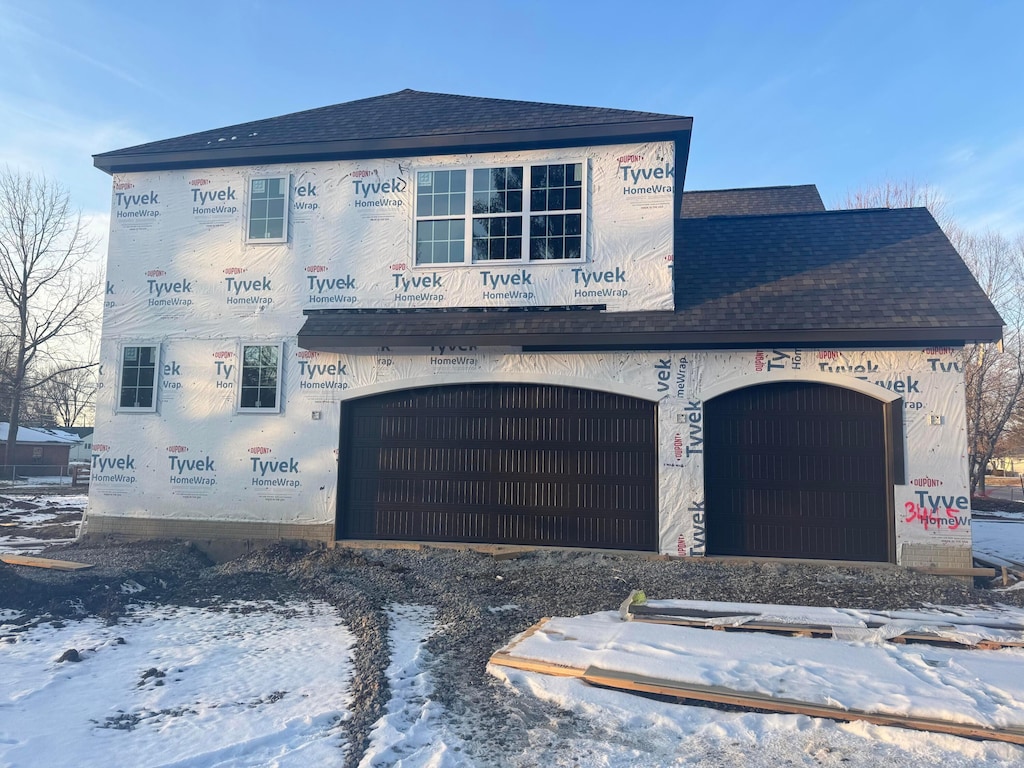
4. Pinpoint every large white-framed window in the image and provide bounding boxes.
[117,344,160,413]
[238,343,283,413]
[246,176,290,243]
[414,161,585,266]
